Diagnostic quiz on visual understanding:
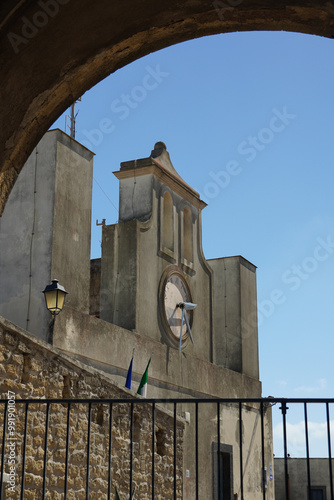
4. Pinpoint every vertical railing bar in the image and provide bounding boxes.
[217,401,221,500]
[280,401,289,500]
[86,402,92,500]
[108,403,113,500]
[239,402,244,500]
[174,402,177,500]
[260,402,266,500]
[20,402,29,500]
[129,402,134,498]
[42,402,50,499]
[64,402,71,500]
[304,402,311,500]
[195,402,199,500]
[152,402,155,500]
[326,402,333,500]
[0,401,8,499]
